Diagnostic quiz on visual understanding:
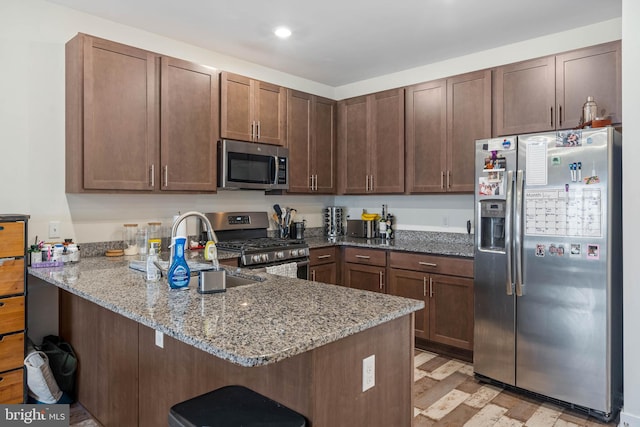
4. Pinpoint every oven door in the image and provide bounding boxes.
[246,258,309,280]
